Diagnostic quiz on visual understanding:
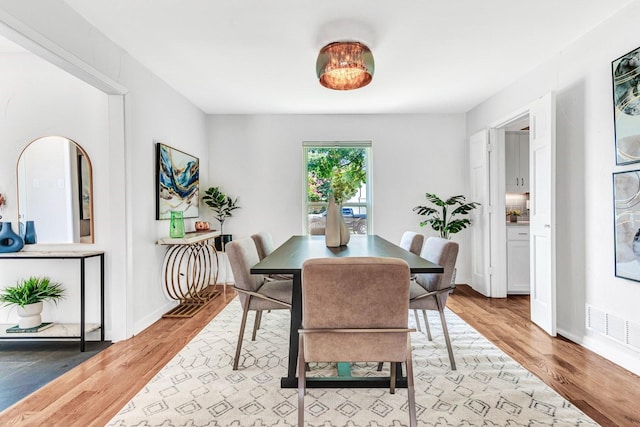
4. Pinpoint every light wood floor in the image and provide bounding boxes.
[1,284,638,426]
